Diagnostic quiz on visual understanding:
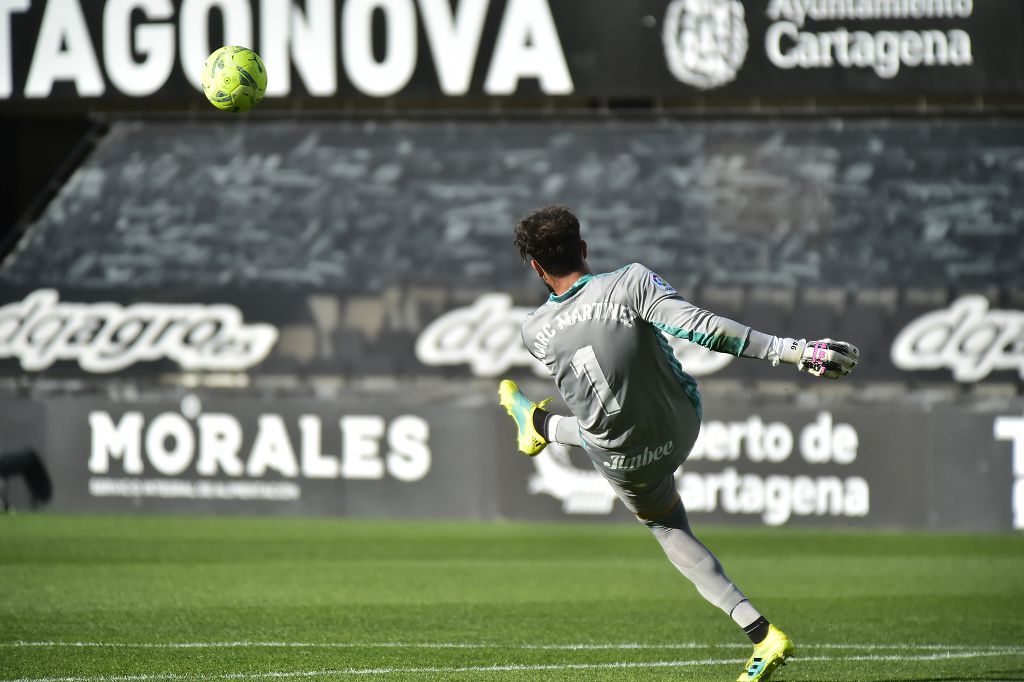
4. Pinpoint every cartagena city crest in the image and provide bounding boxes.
[663,0,748,89]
